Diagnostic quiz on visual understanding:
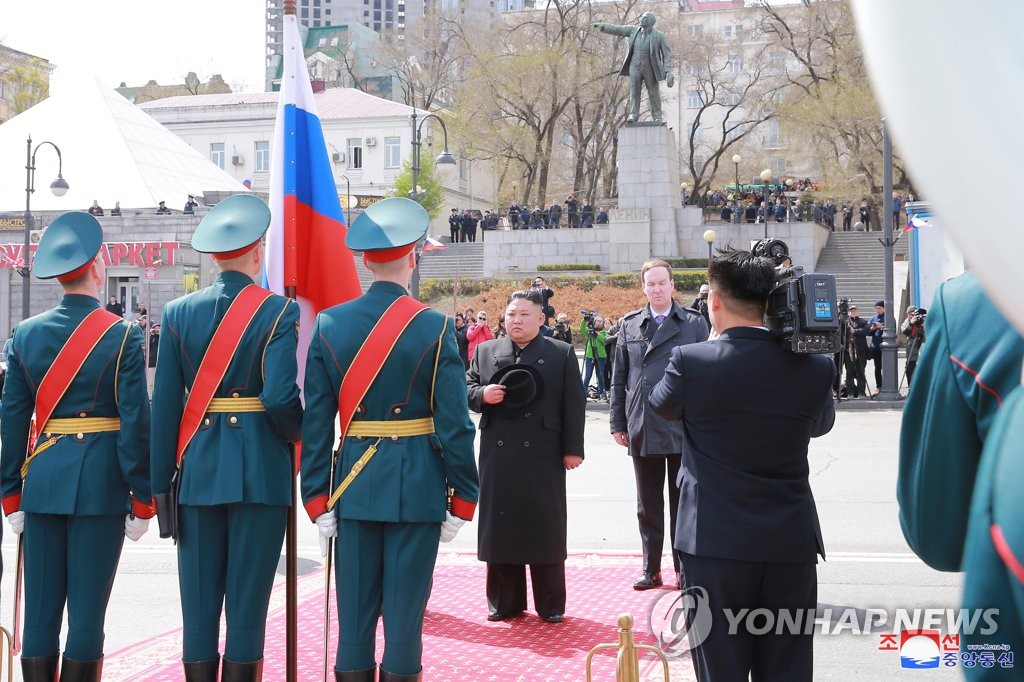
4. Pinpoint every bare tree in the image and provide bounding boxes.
[757,0,913,222]
[670,12,787,205]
